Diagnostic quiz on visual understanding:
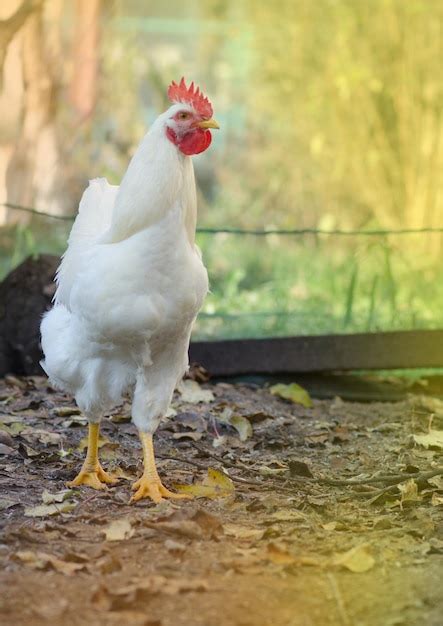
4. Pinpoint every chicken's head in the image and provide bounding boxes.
[165,78,219,156]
